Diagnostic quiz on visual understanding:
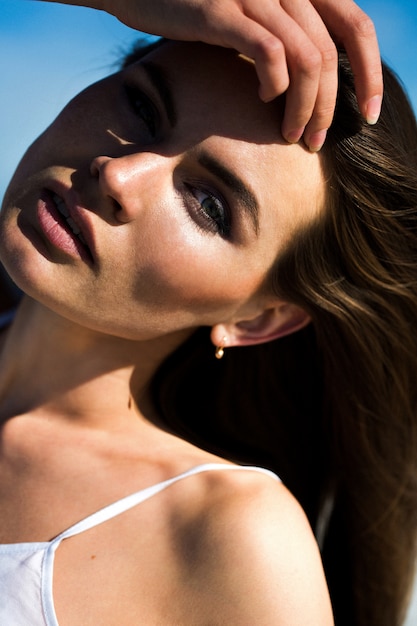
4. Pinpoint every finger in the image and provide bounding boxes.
[252,35,291,103]
[281,0,338,150]
[203,1,331,106]
[302,63,337,152]
[221,11,324,142]
[311,0,383,124]
[202,9,291,99]
[245,2,327,142]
